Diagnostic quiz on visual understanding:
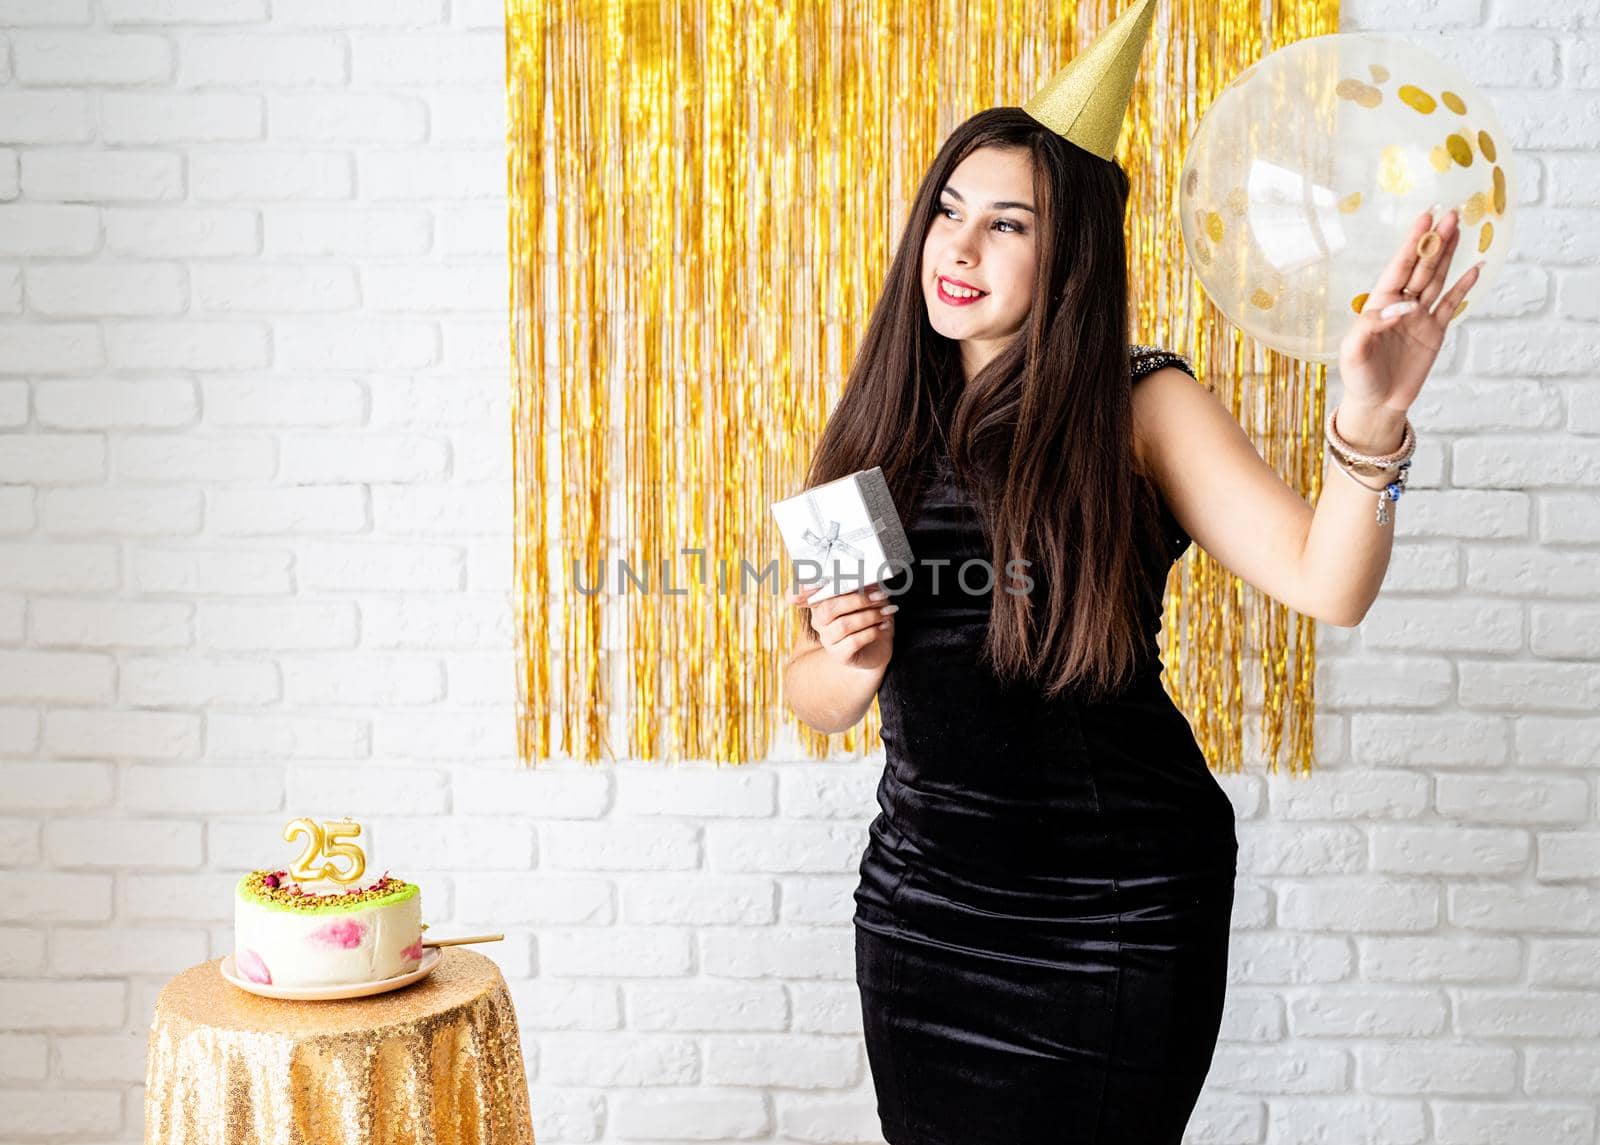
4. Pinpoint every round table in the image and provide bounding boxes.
[145,947,535,1145]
